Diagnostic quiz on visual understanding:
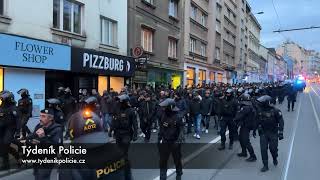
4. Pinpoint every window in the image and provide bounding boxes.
[101,17,118,47]
[215,47,220,60]
[190,38,196,53]
[216,20,221,33]
[200,13,207,26]
[143,0,154,5]
[199,69,206,85]
[210,72,215,82]
[141,27,153,52]
[53,0,82,34]
[200,43,206,56]
[168,38,178,58]
[186,67,195,87]
[169,0,178,17]
[0,0,4,15]
[191,5,197,20]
